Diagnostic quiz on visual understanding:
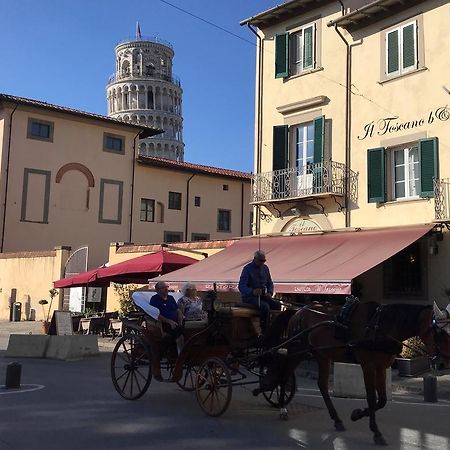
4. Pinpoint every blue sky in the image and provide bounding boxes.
[0,0,278,172]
